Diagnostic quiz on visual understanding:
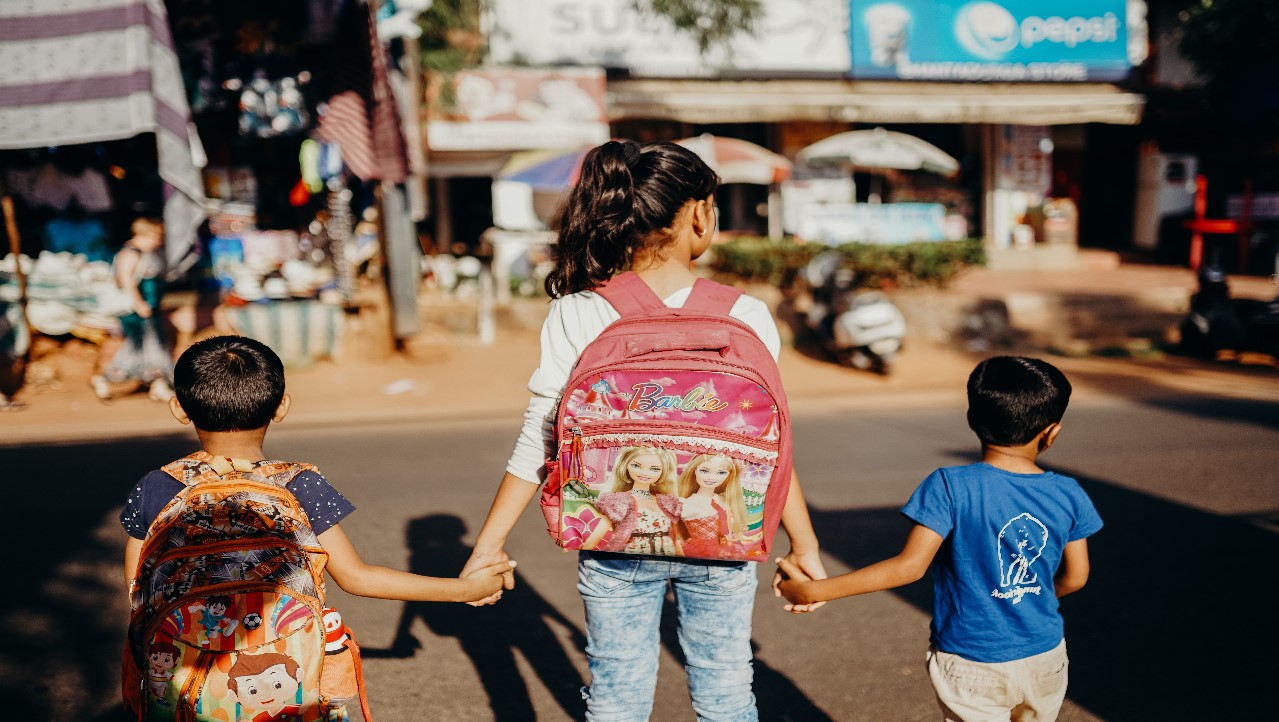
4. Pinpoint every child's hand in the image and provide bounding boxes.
[133,299,153,318]
[460,548,516,606]
[460,559,517,603]
[773,553,827,614]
